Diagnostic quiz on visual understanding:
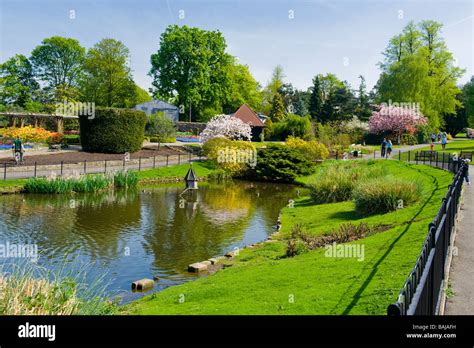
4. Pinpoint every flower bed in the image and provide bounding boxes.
[0,126,62,144]
[176,136,201,143]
